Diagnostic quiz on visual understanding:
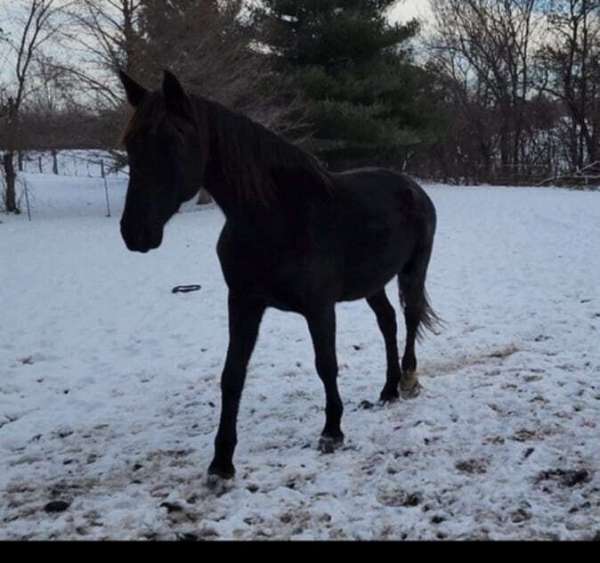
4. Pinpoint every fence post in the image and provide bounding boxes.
[23,178,32,222]
[104,174,111,218]
[52,150,58,175]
